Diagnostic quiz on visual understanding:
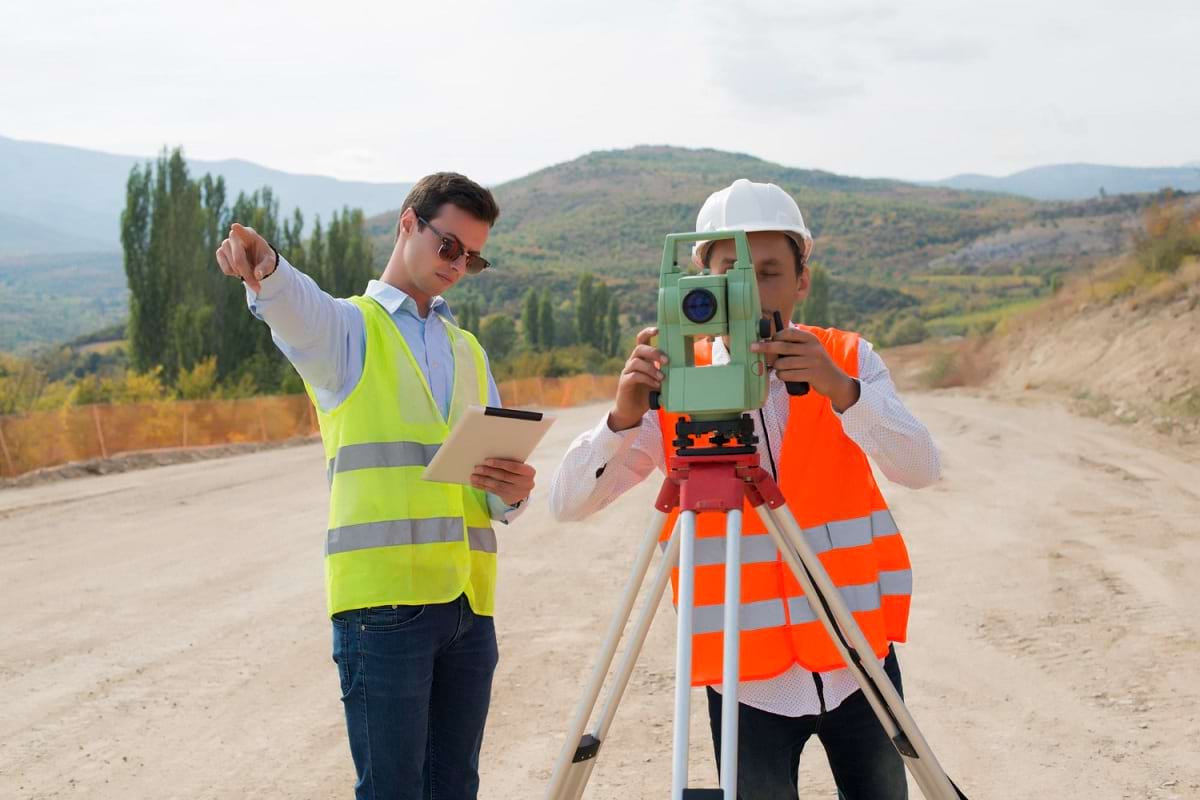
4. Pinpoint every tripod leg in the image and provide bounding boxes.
[557,524,683,800]
[756,504,963,800]
[546,510,669,800]
[719,509,742,800]
[671,510,698,800]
